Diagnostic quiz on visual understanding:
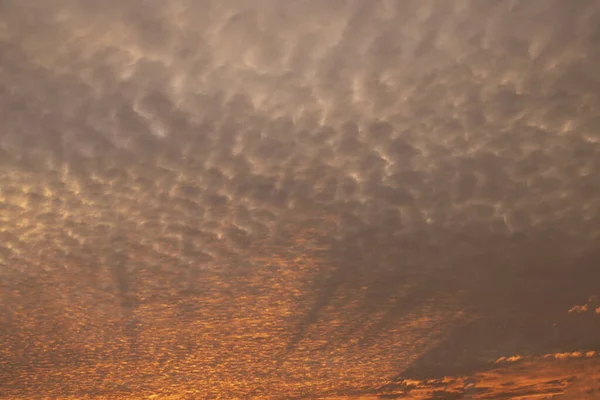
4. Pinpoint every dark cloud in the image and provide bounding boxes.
[1,0,600,398]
